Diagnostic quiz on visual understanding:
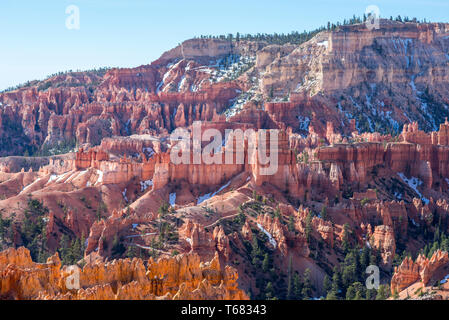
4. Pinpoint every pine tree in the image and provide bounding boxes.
[251,235,260,258]
[353,282,365,300]
[288,216,295,232]
[58,234,70,265]
[441,235,449,252]
[376,285,390,300]
[71,238,82,263]
[287,256,293,300]
[434,226,440,243]
[80,233,86,253]
[366,288,376,300]
[346,284,356,300]
[274,206,281,219]
[293,273,303,300]
[320,206,328,221]
[359,246,370,270]
[323,274,331,294]
[305,212,313,241]
[342,223,351,253]
[111,235,125,257]
[265,282,274,300]
[331,267,342,298]
[326,290,338,300]
[126,245,137,258]
[262,253,270,273]
[302,268,312,300]
[429,241,439,258]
